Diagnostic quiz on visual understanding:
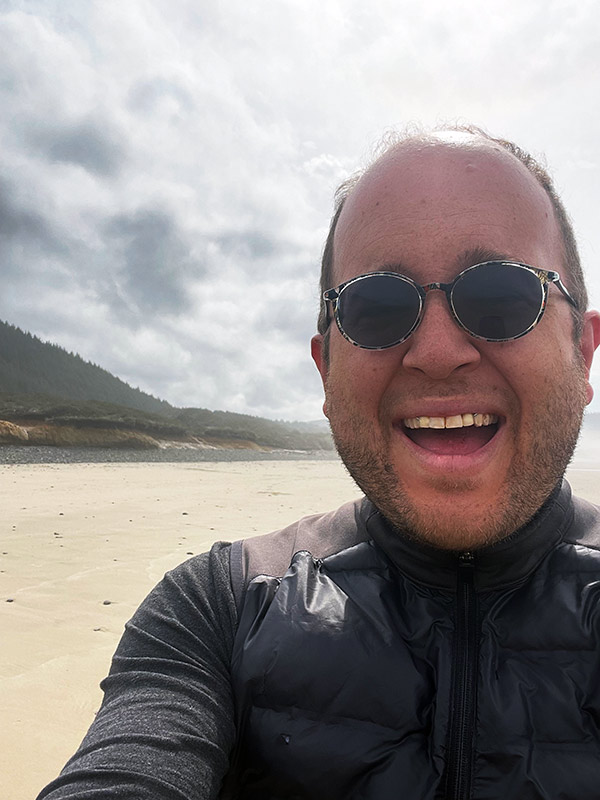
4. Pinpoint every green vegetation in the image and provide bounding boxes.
[0,393,186,436]
[0,321,333,450]
[0,320,170,414]
[170,407,332,450]
[0,392,333,450]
